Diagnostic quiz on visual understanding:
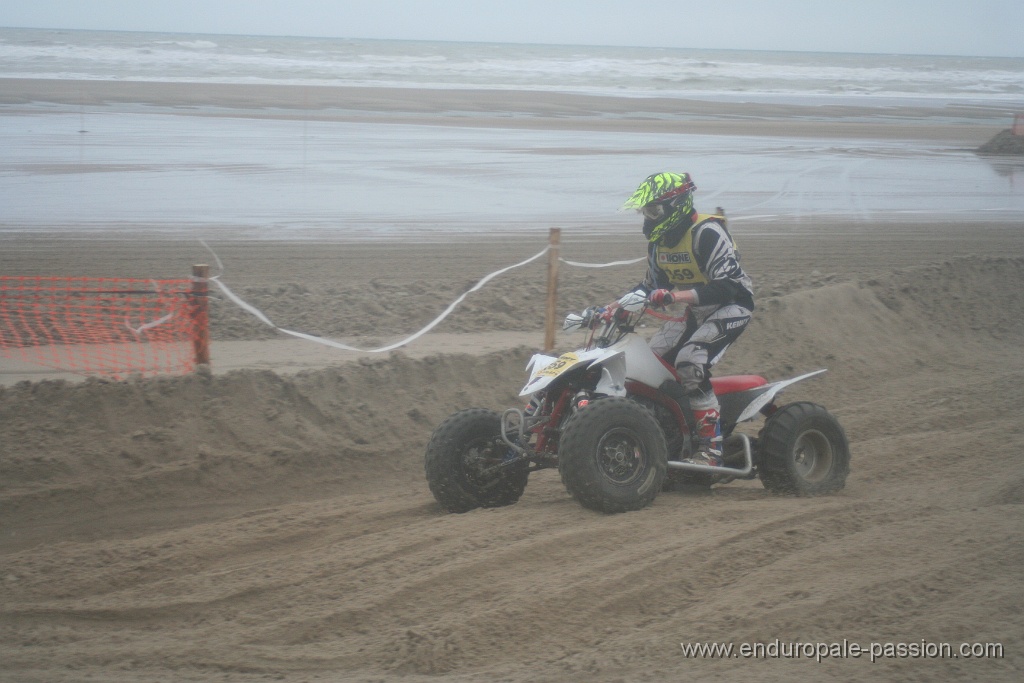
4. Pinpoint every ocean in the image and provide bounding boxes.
[4,27,1023,103]
[1,27,1023,238]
